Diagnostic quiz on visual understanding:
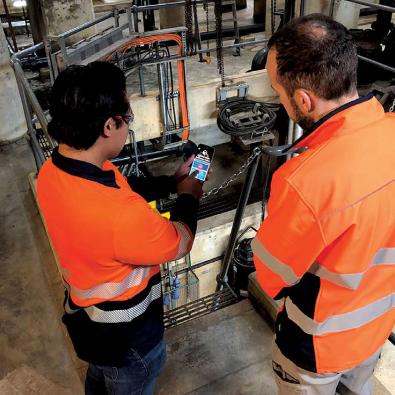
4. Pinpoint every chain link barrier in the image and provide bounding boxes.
[202,146,264,199]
